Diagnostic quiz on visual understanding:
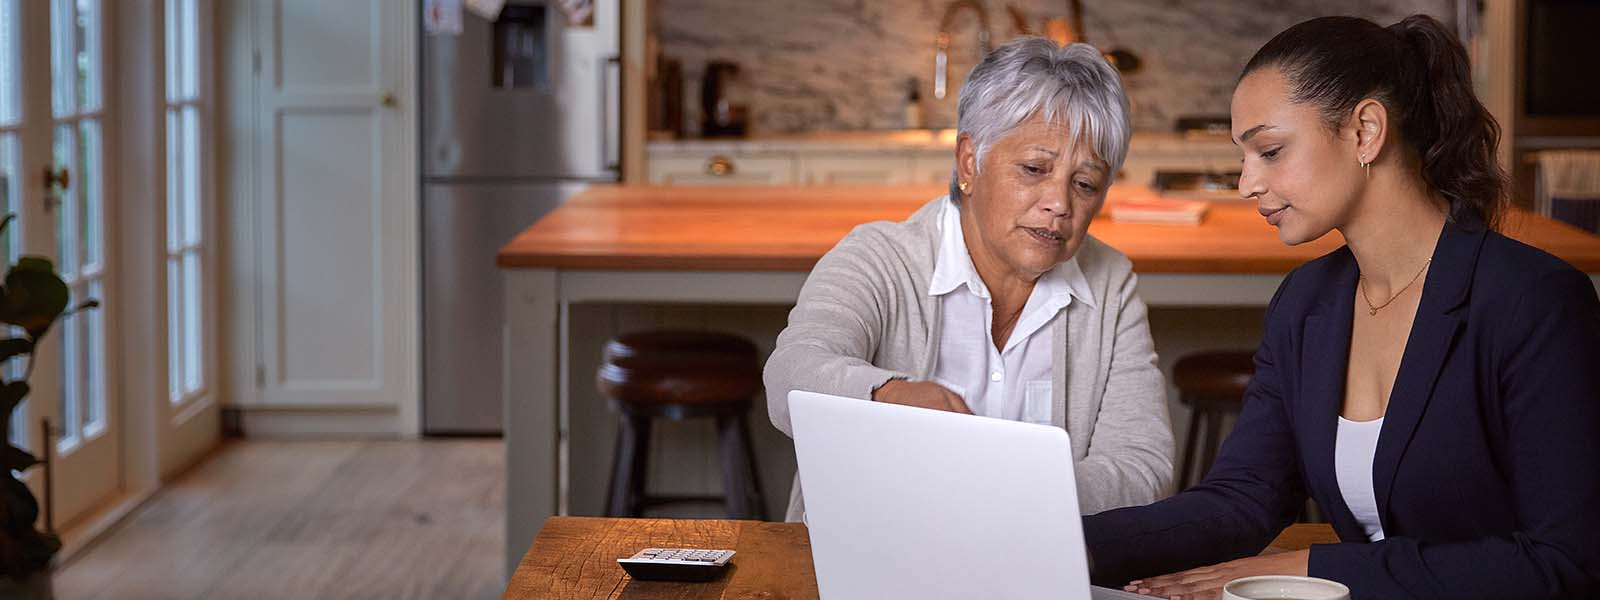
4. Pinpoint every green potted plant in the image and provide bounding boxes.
[0,215,98,599]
